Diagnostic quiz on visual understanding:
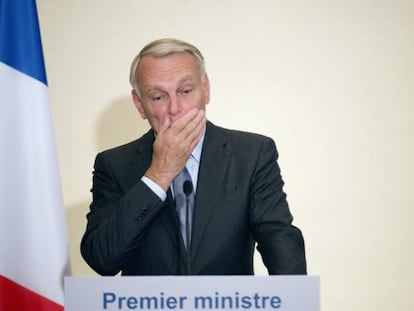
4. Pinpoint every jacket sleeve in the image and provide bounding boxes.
[249,138,307,274]
[80,152,165,275]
